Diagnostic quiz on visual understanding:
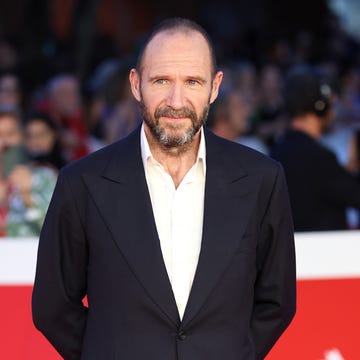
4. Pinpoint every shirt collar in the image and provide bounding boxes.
[140,123,206,176]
